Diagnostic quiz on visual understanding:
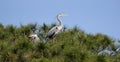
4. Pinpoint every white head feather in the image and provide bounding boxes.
[29,34,40,42]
